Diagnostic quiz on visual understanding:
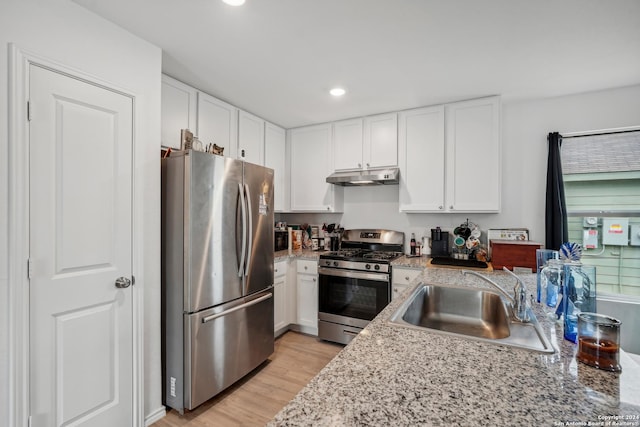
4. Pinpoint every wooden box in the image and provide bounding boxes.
[490,240,543,272]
